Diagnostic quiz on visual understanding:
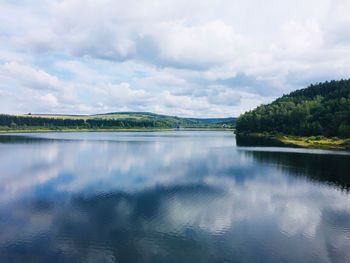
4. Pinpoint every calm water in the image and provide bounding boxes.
[0,131,350,263]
